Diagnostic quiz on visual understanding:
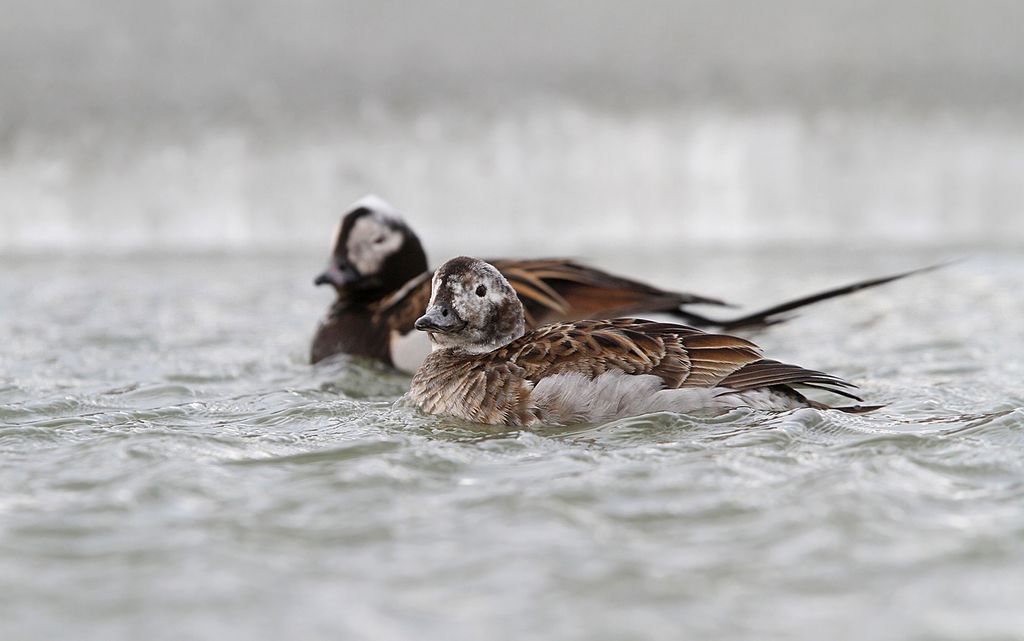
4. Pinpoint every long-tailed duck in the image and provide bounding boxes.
[311,195,932,371]
[410,257,877,426]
